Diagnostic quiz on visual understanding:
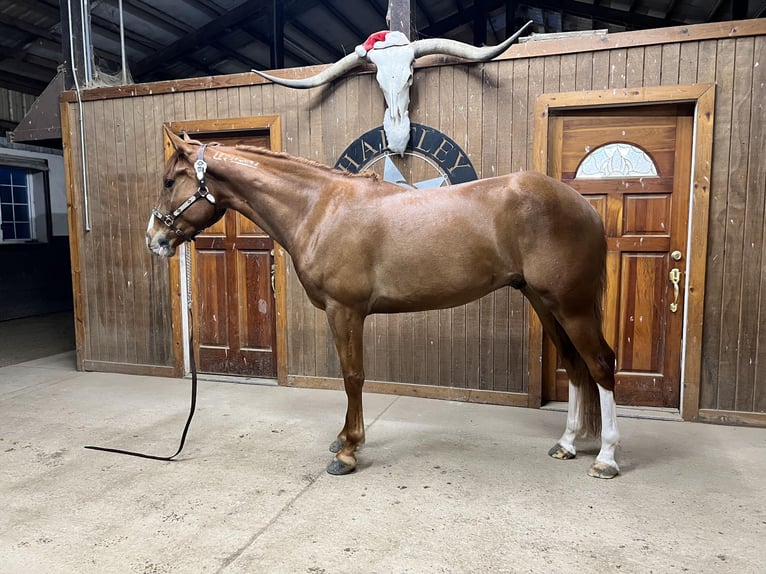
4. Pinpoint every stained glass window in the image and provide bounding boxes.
[575,143,658,179]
